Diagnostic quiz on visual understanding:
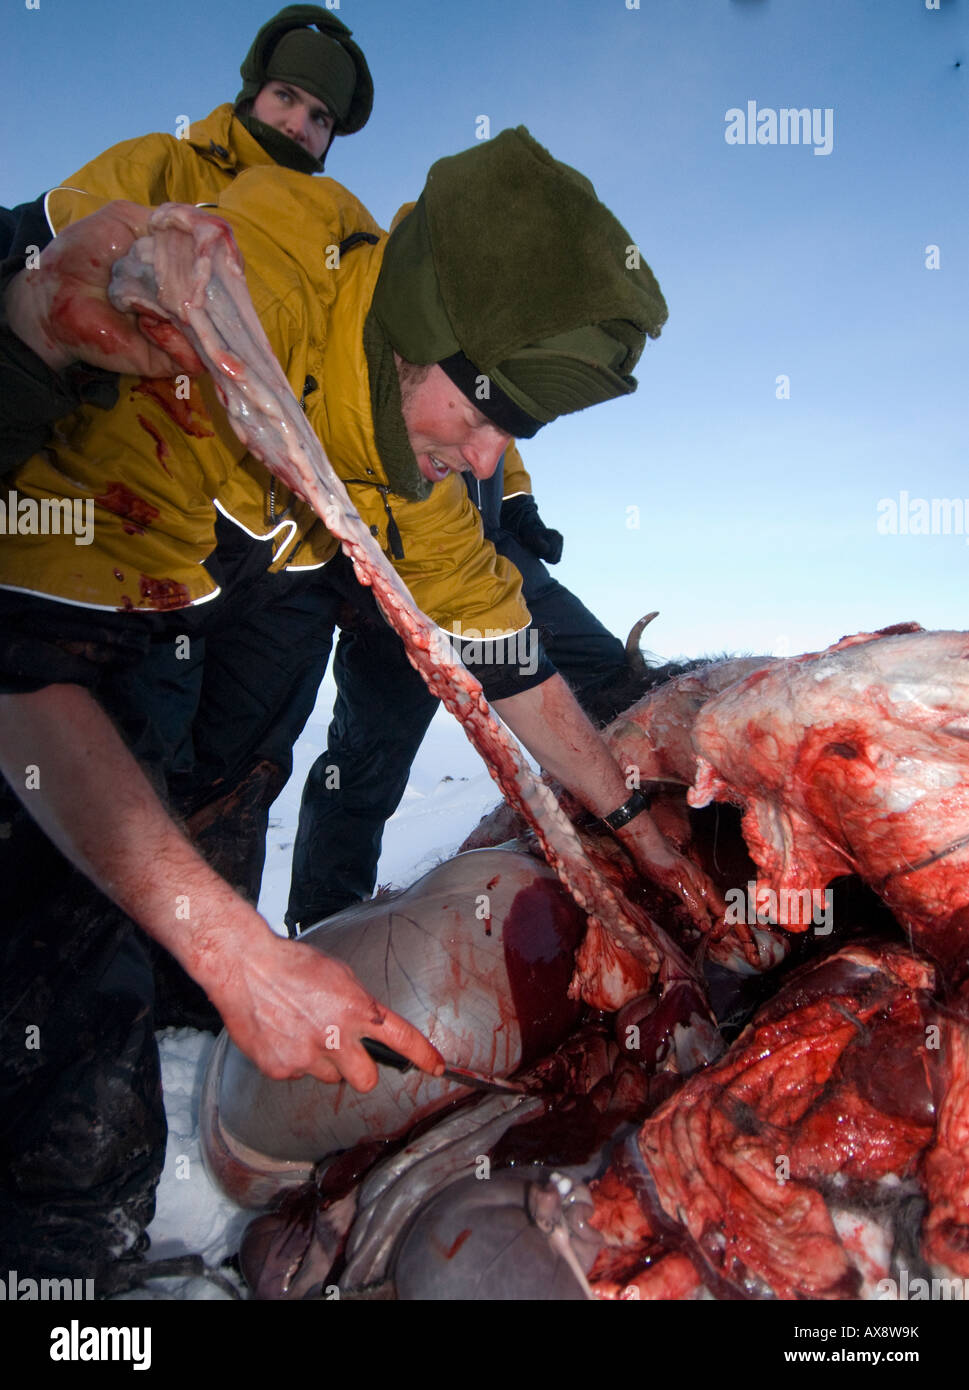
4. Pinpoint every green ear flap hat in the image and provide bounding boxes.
[261,30,358,124]
[372,127,668,436]
[236,4,373,160]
